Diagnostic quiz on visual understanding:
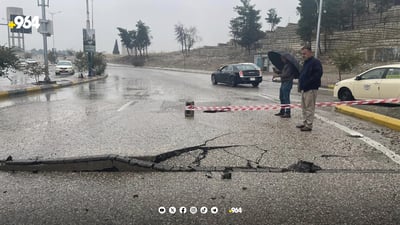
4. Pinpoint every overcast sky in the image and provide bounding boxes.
[0,0,300,53]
